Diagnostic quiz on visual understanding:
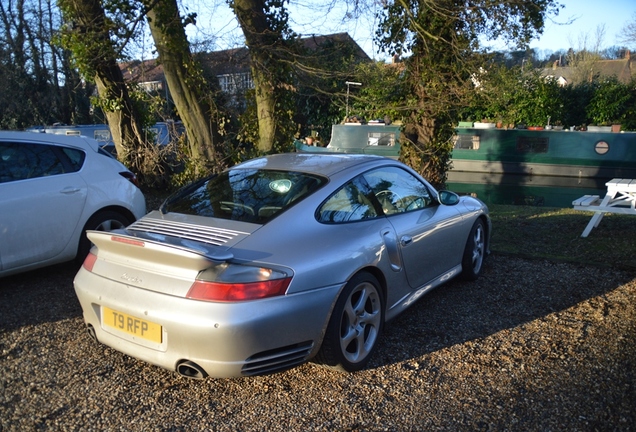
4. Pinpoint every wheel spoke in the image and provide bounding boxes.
[340,324,357,348]
[340,283,381,363]
[353,331,370,359]
[471,226,484,269]
[343,300,357,324]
